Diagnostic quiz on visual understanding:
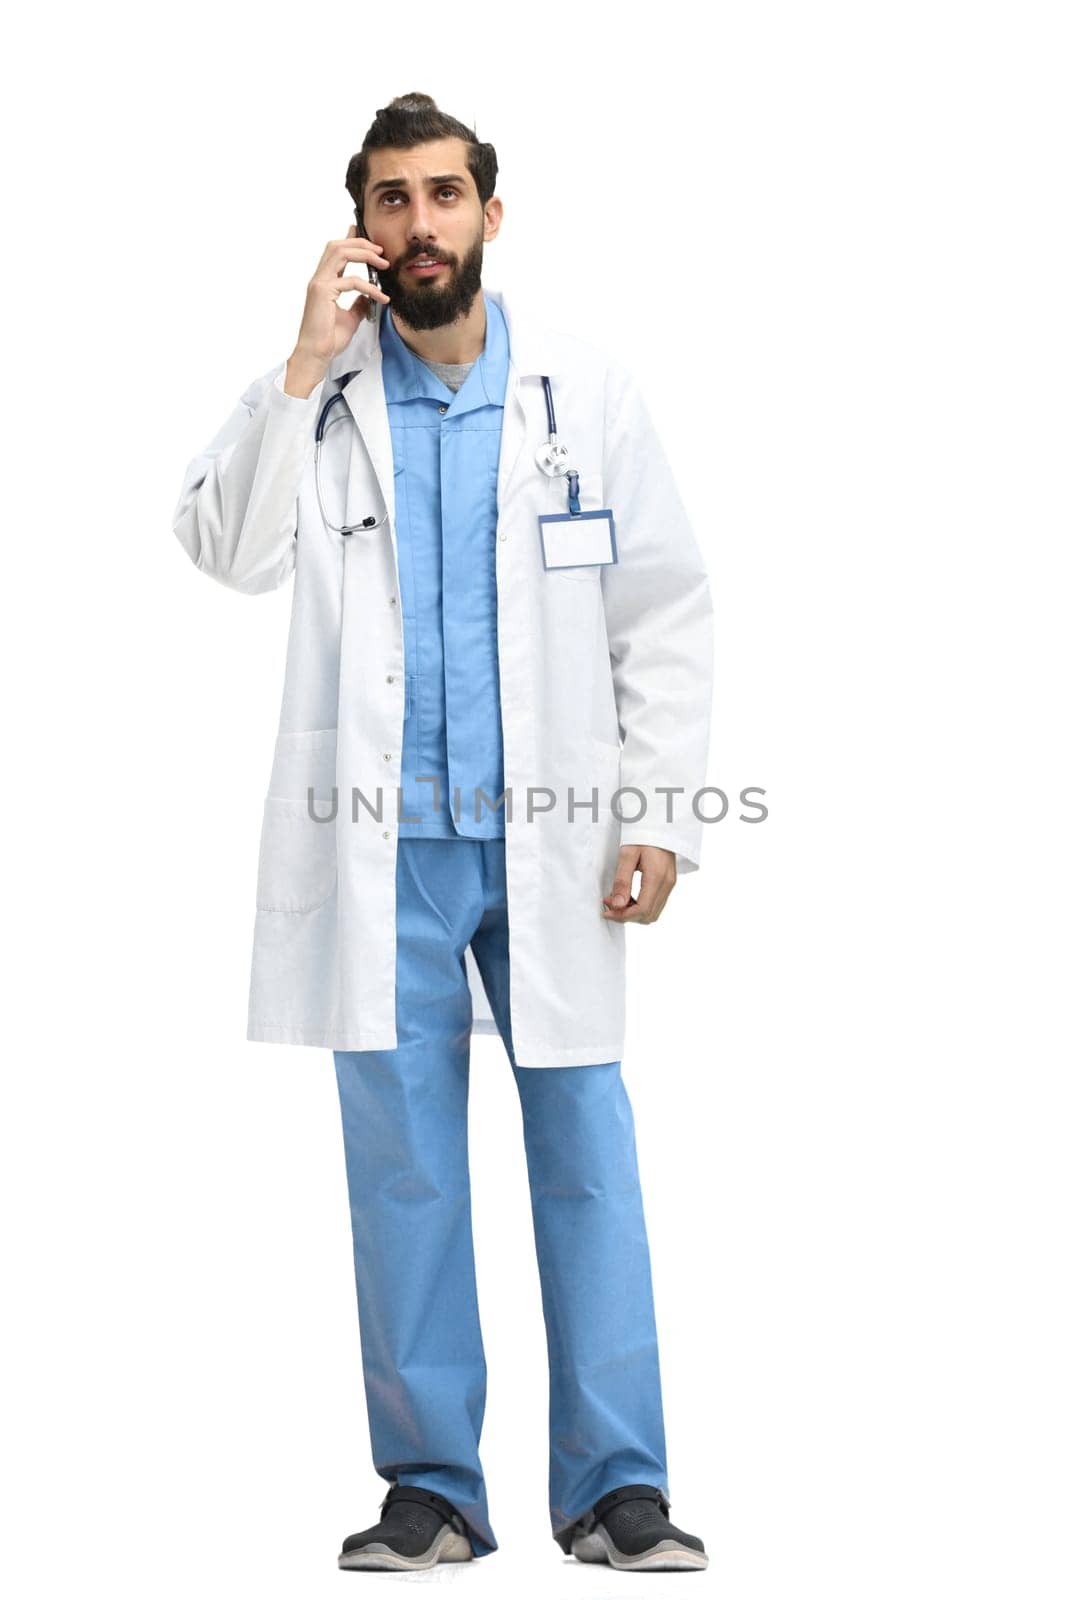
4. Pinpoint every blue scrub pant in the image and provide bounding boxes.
[332,837,669,1557]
